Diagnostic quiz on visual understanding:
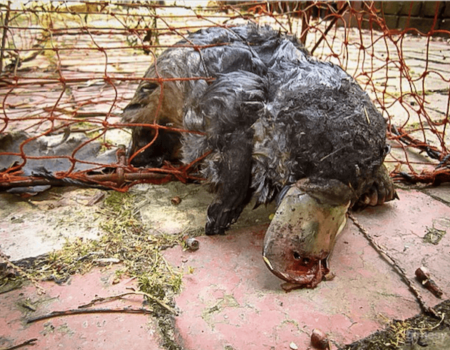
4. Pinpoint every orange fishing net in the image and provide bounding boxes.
[1,1,449,192]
